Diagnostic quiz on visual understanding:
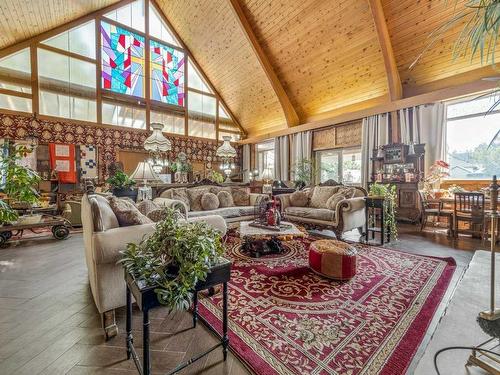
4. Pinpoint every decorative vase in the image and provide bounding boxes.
[267,207,277,226]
